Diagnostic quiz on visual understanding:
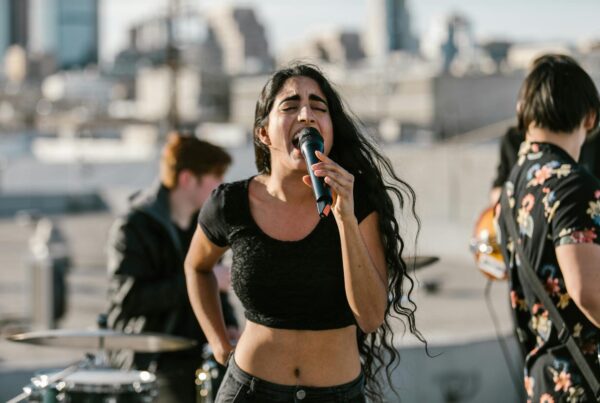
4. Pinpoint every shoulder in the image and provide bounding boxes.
[548,162,599,194]
[208,178,251,209]
[544,164,600,240]
[115,209,152,233]
[217,177,251,195]
[108,210,162,246]
[198,177,253,247]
